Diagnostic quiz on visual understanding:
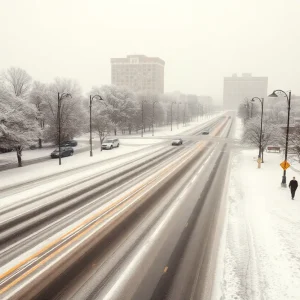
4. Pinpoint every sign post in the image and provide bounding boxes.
[257,157,262,169]
[280,160,290,170]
